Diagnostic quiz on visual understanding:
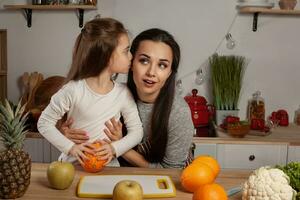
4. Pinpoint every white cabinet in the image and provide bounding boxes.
[24,138,44,162]
[193,142,289,169]
[217,144,288,169]
[24,138,61,163]
[42,139,61,162]
[194,143,217,159]
[287,146,300,162]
